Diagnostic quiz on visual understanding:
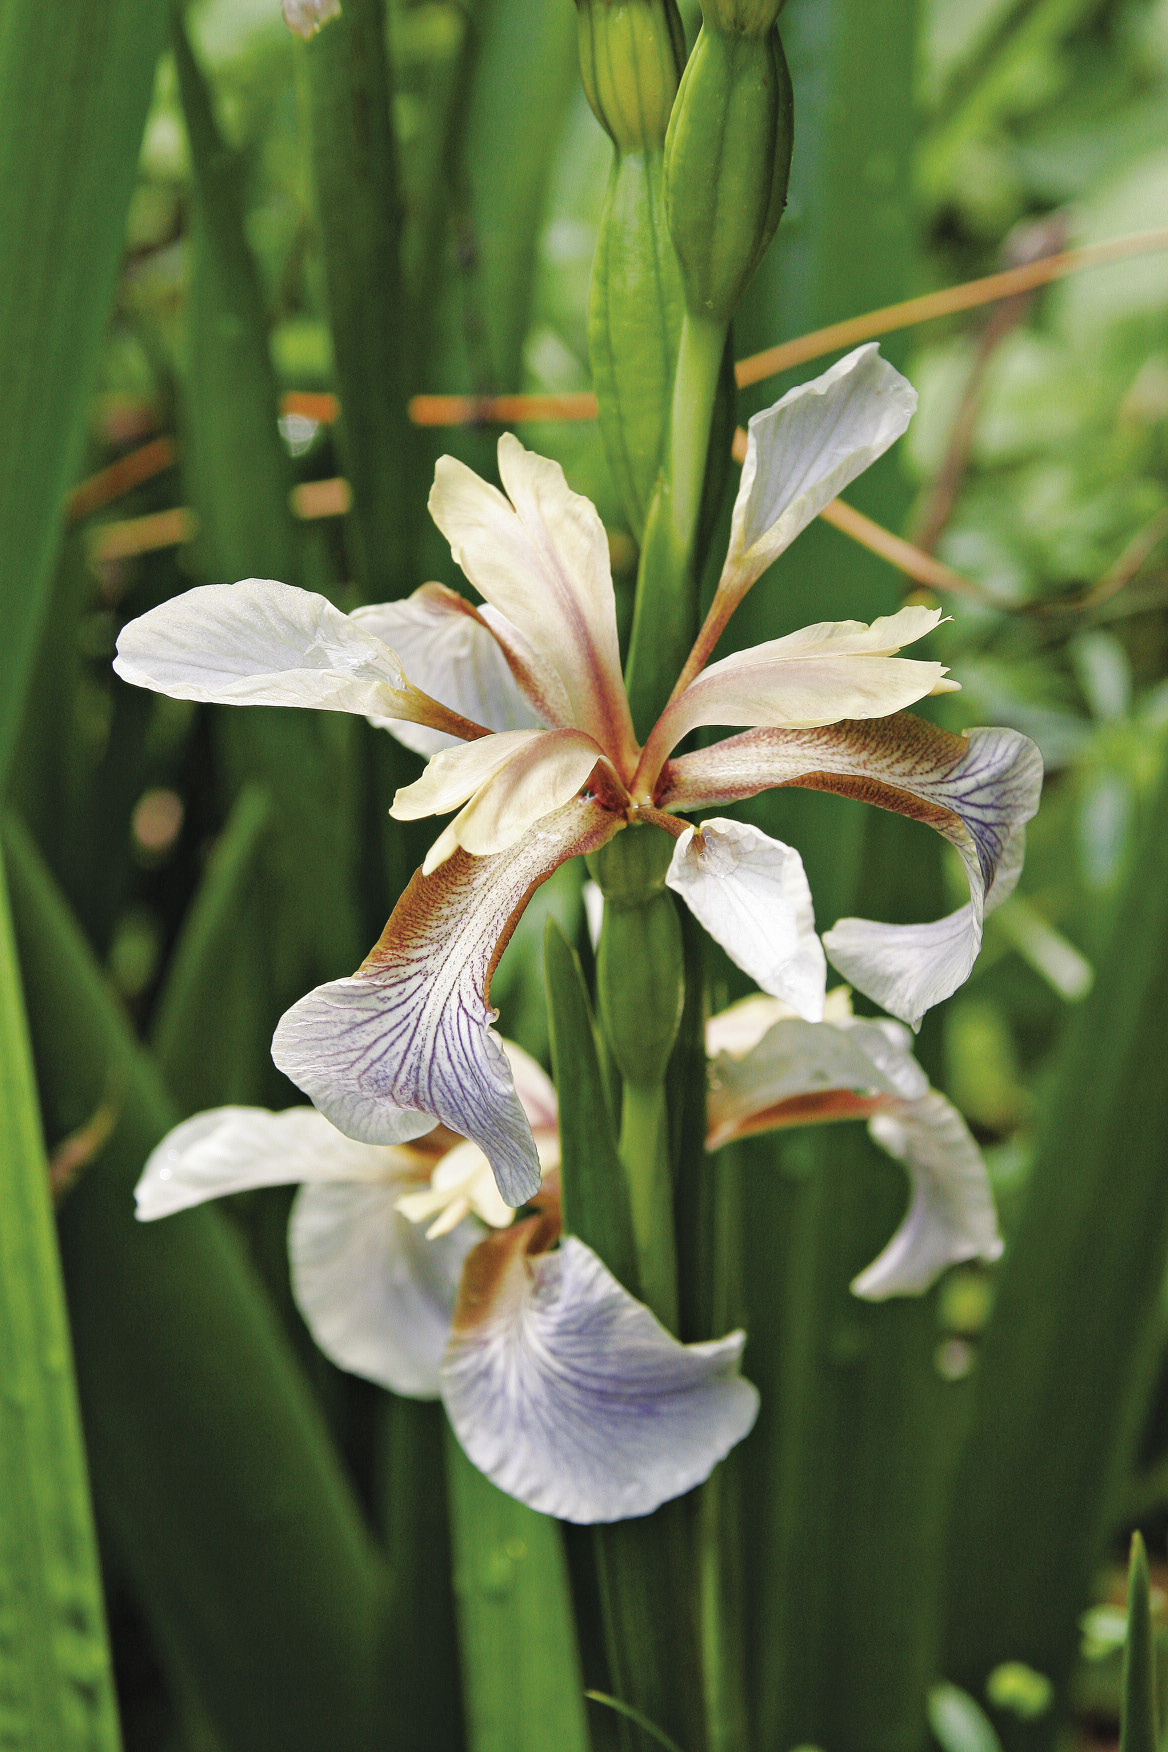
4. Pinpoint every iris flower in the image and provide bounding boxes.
[114,344,1042,1210]
[134,999,995,1521]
